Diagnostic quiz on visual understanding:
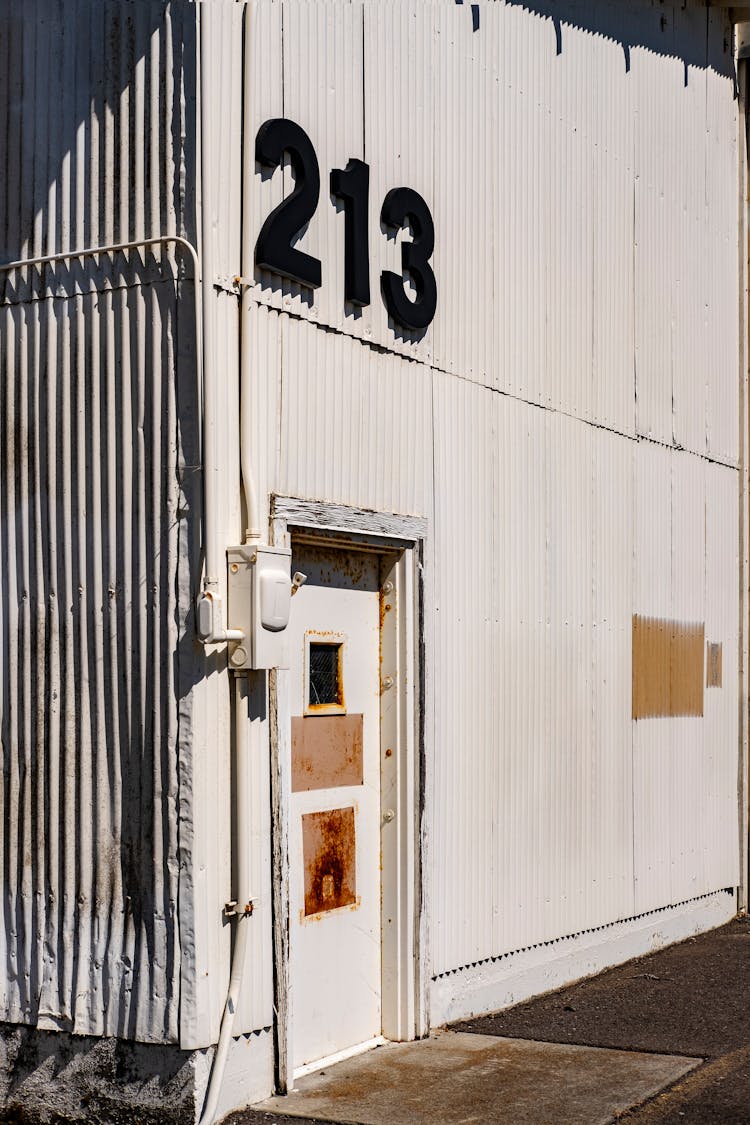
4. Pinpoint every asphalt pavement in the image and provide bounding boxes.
[228,914,750,1125]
